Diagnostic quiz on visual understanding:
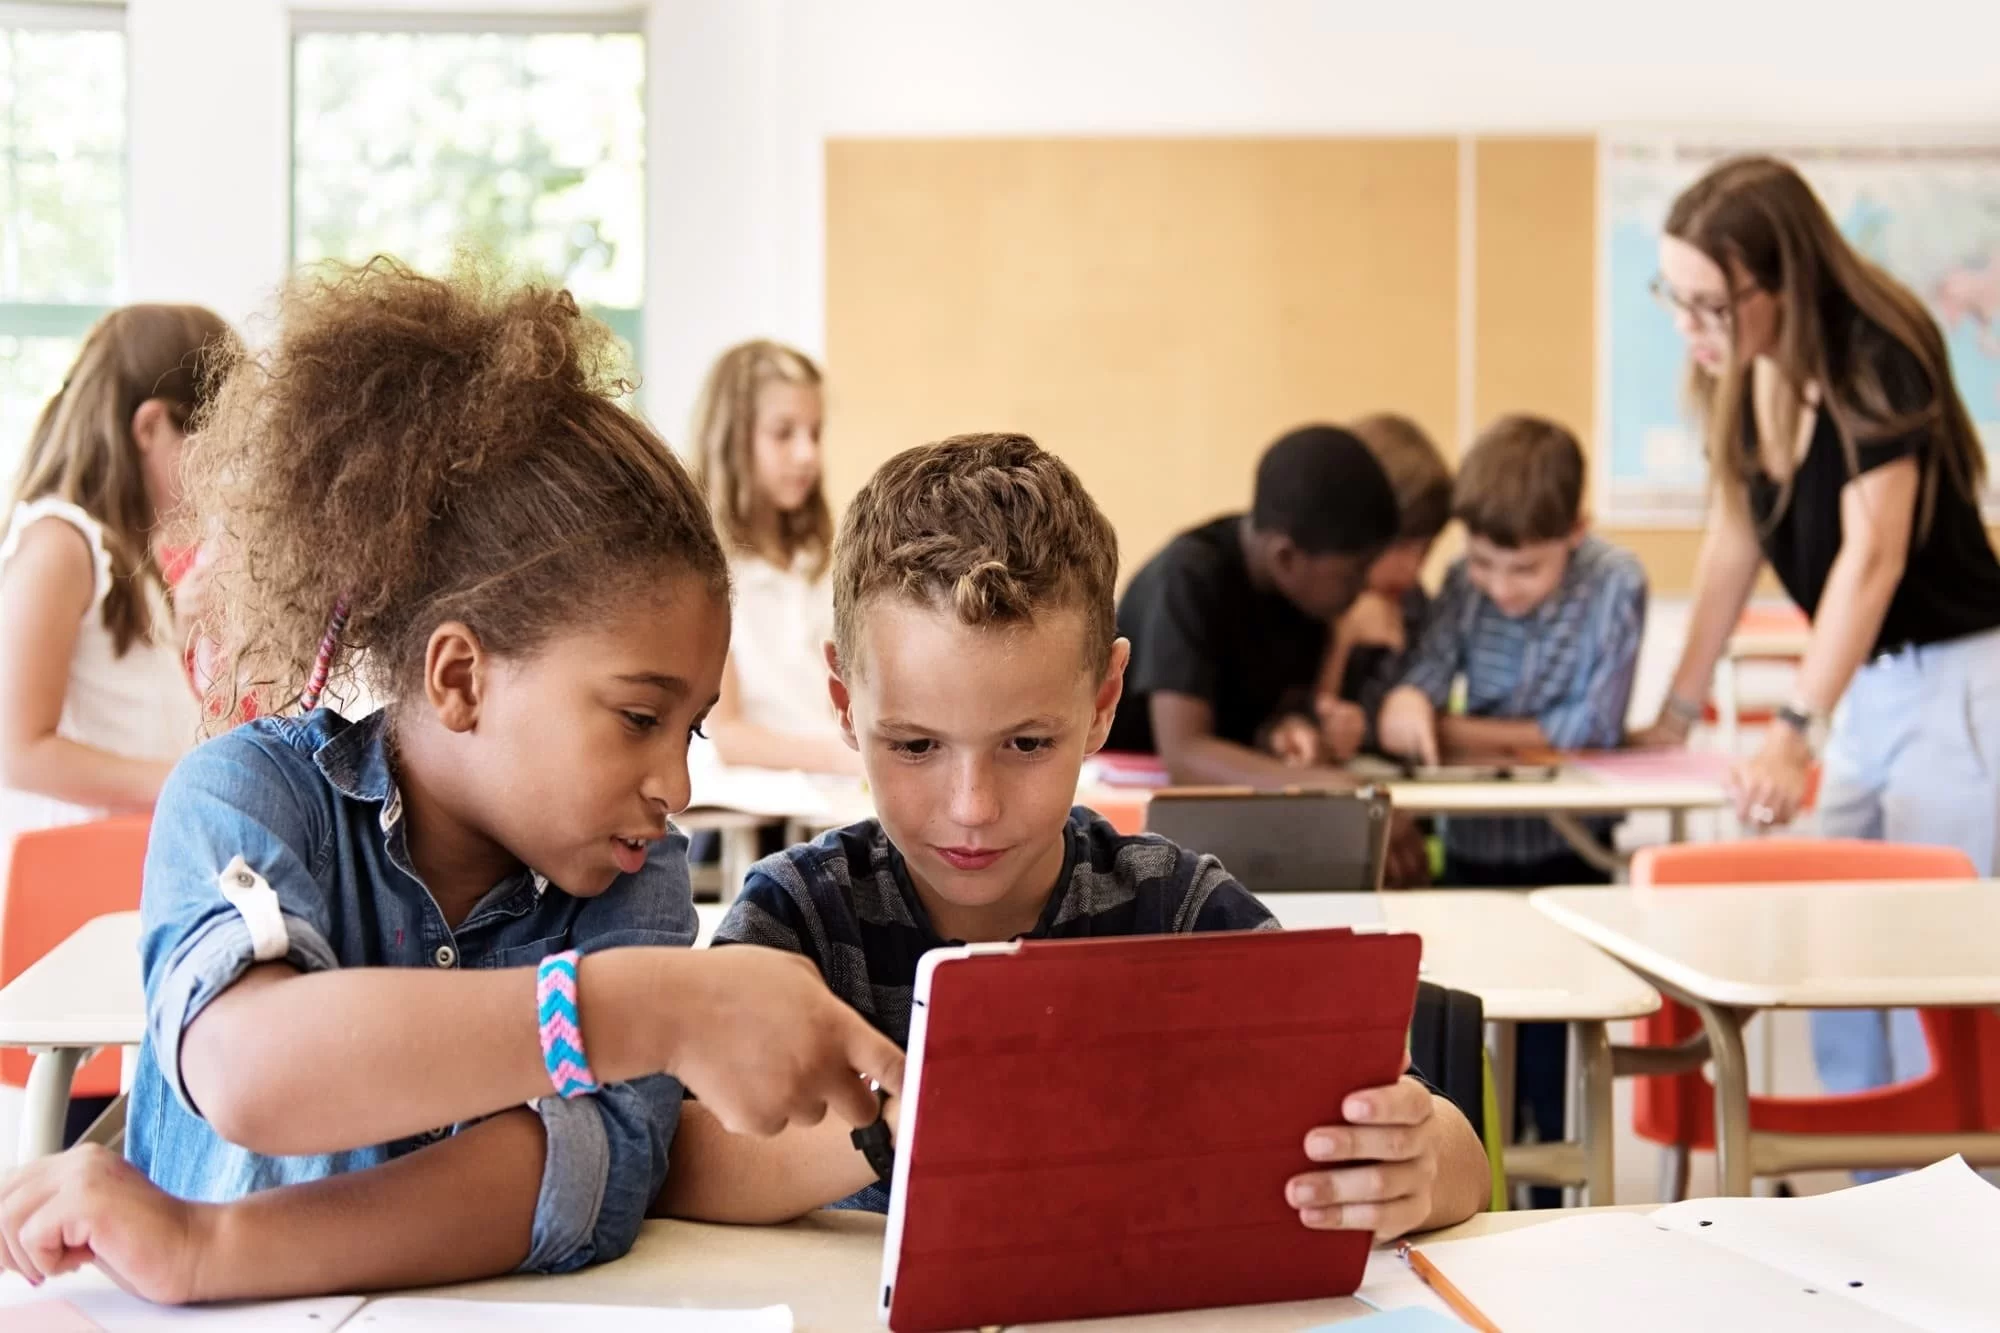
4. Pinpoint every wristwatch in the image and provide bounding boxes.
[1774,701,1828,754]
[851,1086,895,1187]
